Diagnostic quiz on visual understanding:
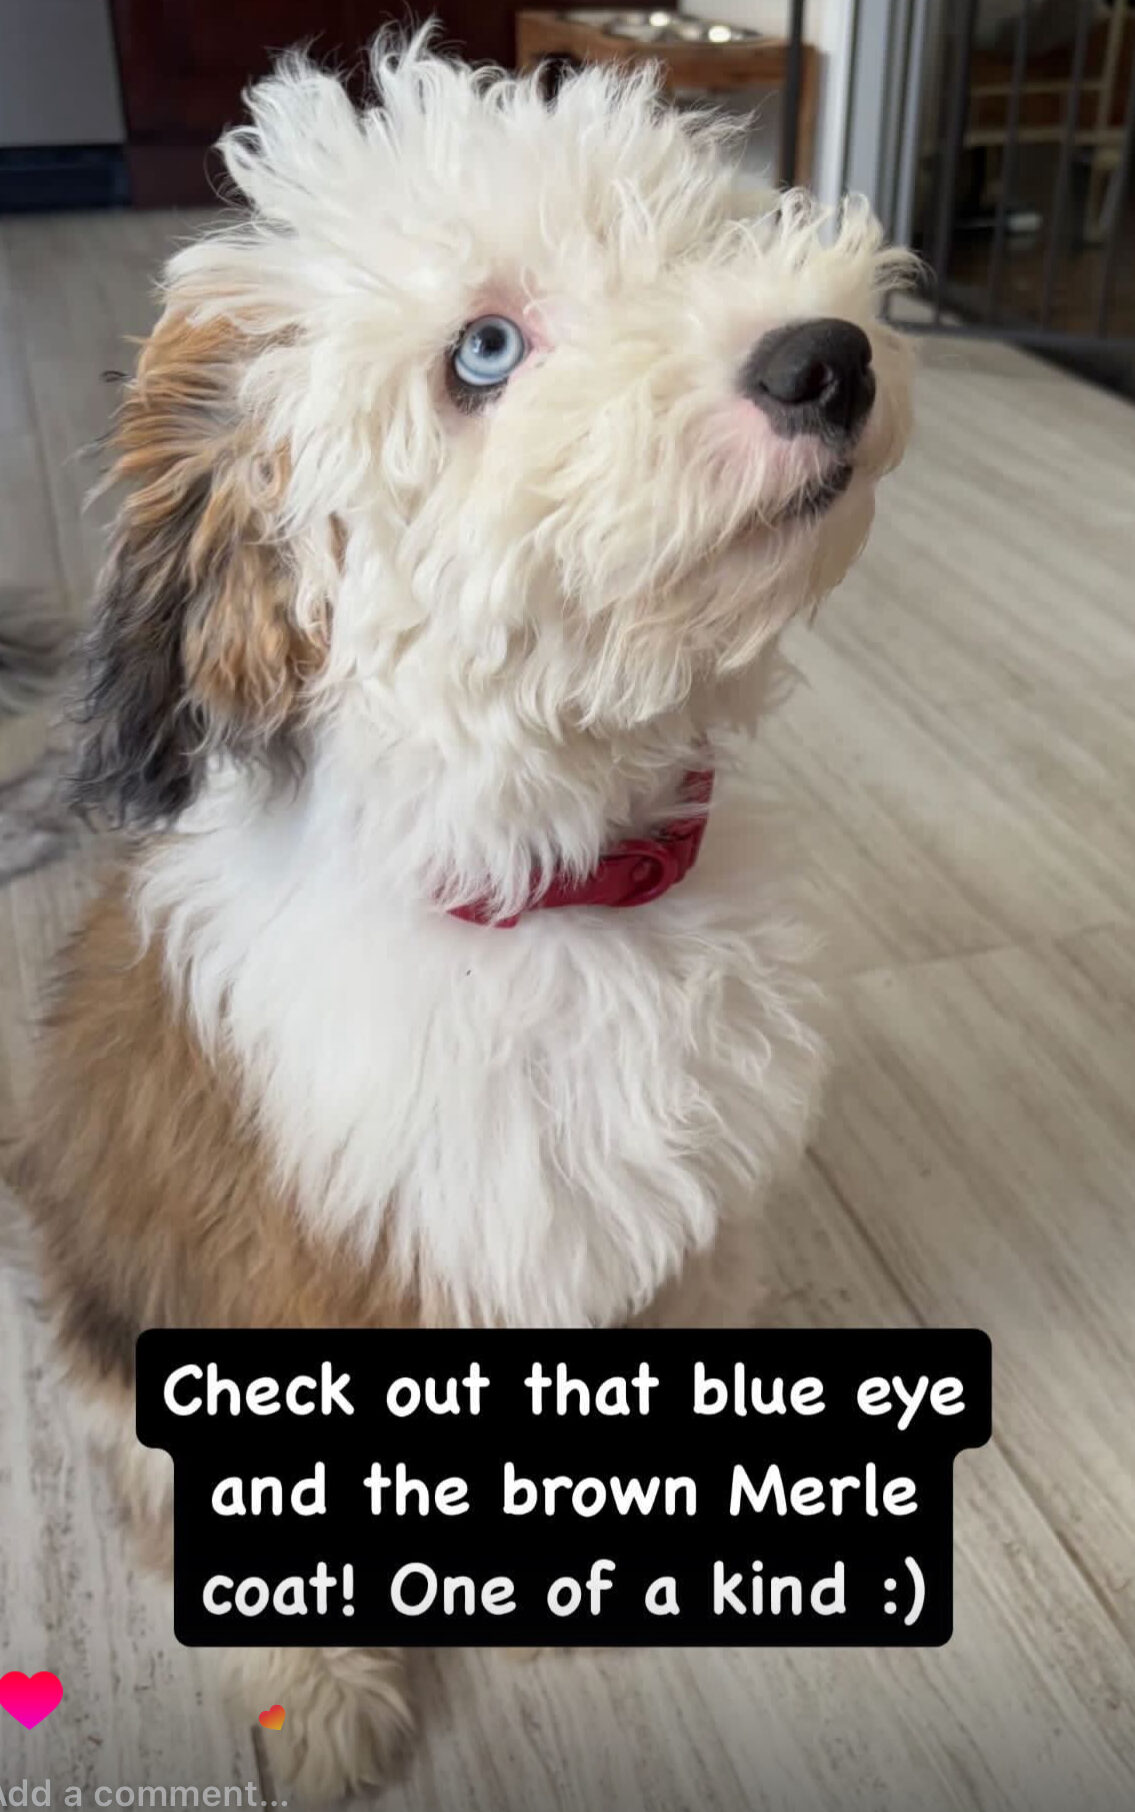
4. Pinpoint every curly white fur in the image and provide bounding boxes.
[133,32,913,1332]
